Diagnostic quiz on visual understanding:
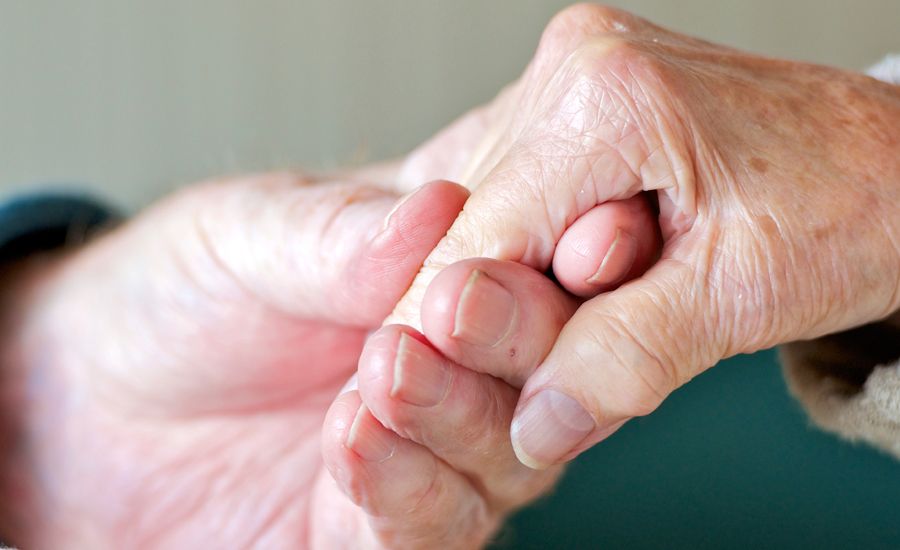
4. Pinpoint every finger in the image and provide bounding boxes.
[552,195,661,297]
[453,6,656,191]
[420,258,577,387]
[357,325,563,510]
[509,254,724,470]
[334,180,469,326]
[384,8,694,329]
[320,390,499,549]
[115,177,467,413]
[180,175,469,327]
